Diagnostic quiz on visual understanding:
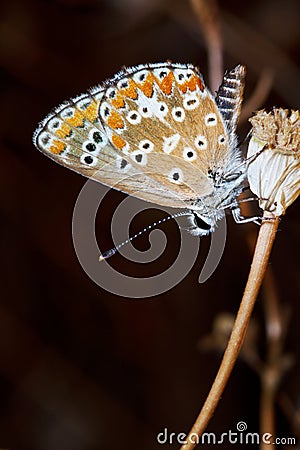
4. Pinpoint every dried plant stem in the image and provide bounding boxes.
[181,212,280,450]
[239,68,274,124]
[260,269,281,447]
[189,0,223,92]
